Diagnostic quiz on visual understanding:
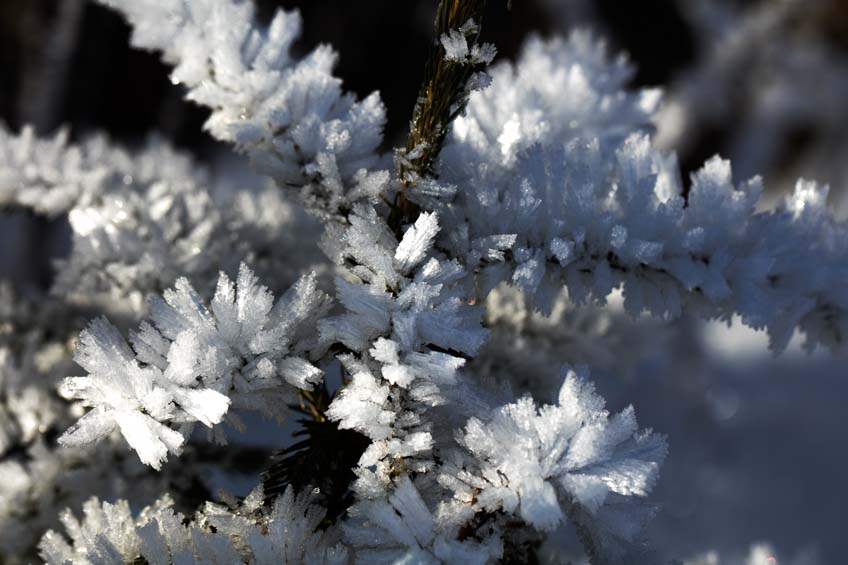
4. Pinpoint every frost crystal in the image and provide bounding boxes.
[320,207,484,493]
[39,486,347,564]
[99,0,387,218]
[433,34,848,352]
[440,20,497,66]
[0,127,323,313]
[344,476,503,564]
[444,33,659,169]
[0,126,198,217]
[0,349,59,456]
[43,135,325,313]
[441,366,667,561]
[58,265,331,468]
